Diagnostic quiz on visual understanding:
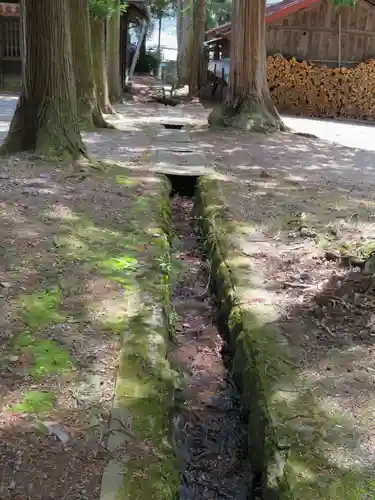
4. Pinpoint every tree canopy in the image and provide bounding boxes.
[88,0,127,17]
[205,0,231,30]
